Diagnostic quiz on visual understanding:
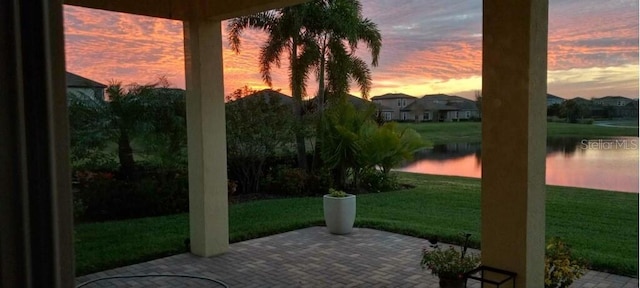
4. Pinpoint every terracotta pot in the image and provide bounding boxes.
[438,277,465,288]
